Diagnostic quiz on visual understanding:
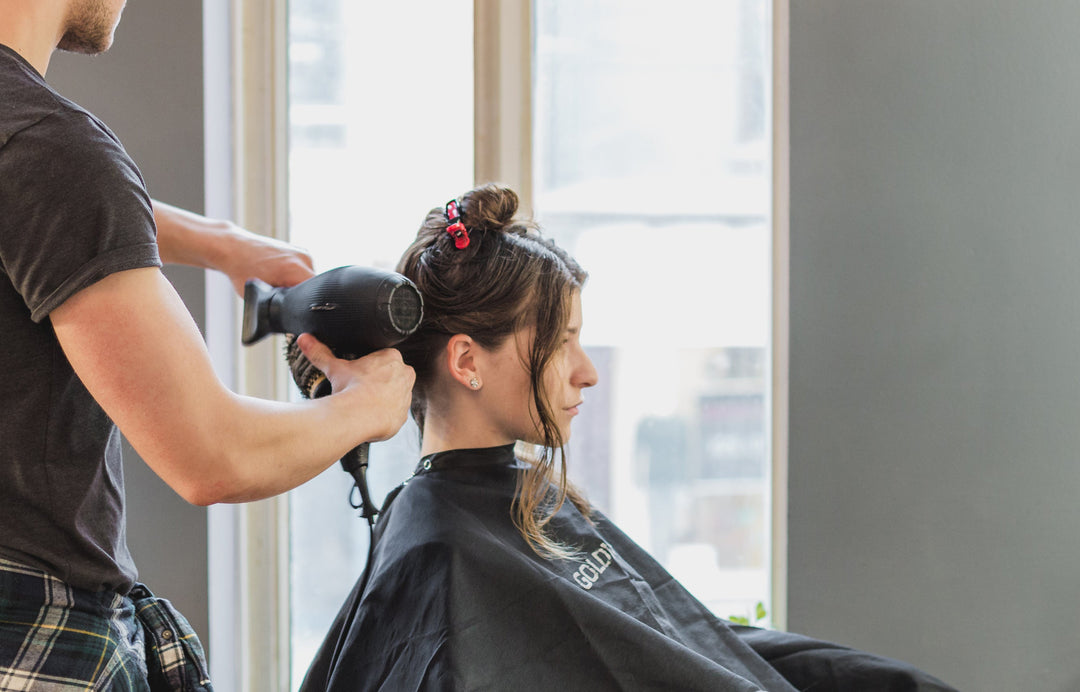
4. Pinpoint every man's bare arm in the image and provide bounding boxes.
[50,266,414,505]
